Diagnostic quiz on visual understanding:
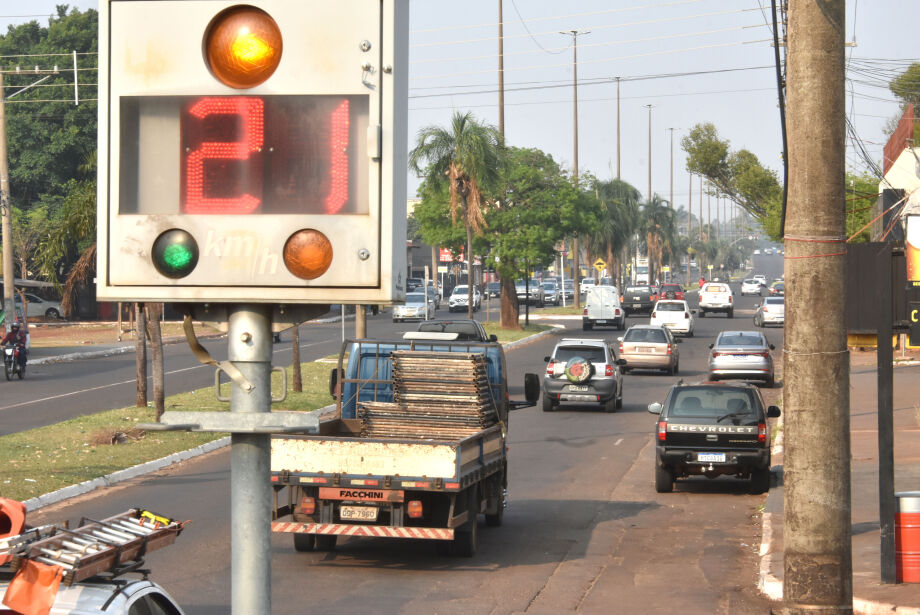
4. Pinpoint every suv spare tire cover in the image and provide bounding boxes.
[564,357,594,383]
